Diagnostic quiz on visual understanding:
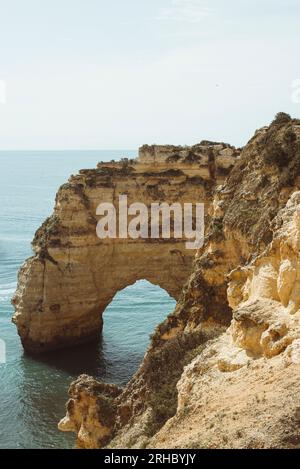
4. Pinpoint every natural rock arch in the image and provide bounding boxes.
[102,279,176,378]
[12,144,238,353]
